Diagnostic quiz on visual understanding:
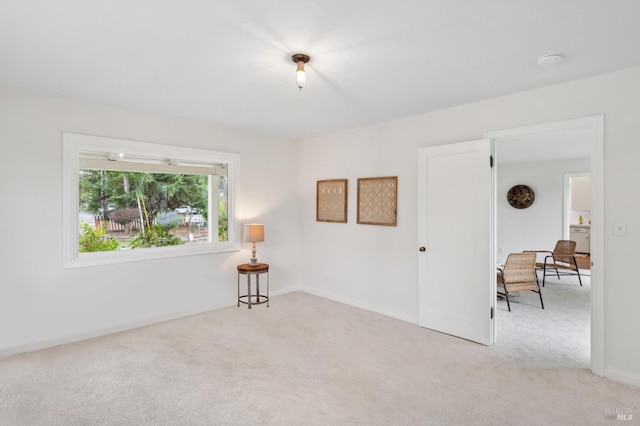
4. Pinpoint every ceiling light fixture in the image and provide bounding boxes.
[291,53,310,90]
[537,53,564,66]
